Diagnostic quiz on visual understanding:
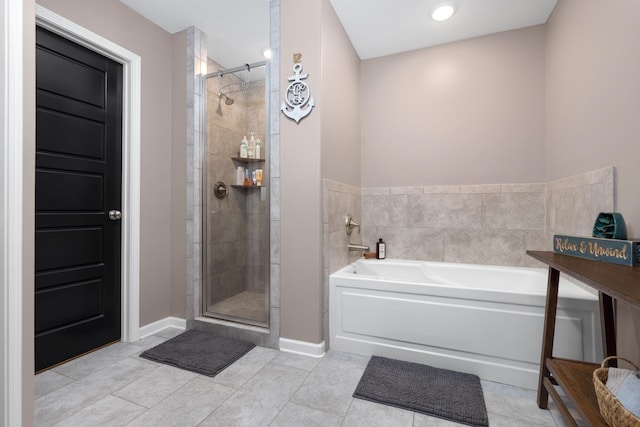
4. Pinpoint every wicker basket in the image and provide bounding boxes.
[593,356,640,427]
